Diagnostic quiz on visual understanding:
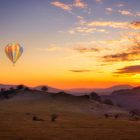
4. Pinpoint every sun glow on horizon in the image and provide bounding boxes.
[0,0,140,89]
